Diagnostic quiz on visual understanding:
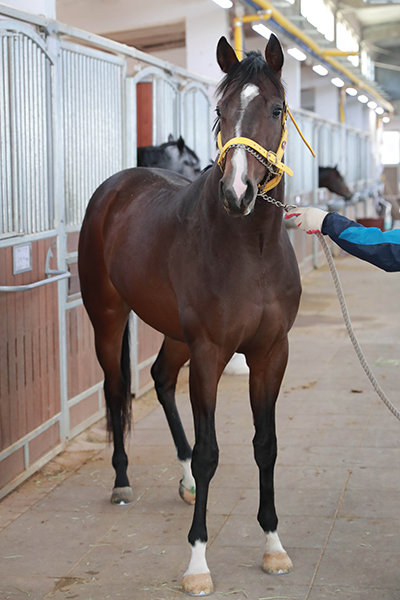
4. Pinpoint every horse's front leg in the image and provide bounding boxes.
[182,343,225,596]
[247,337,293,575]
